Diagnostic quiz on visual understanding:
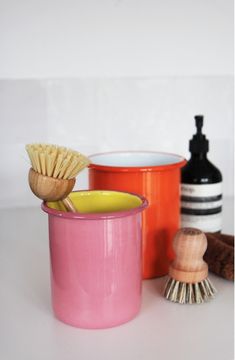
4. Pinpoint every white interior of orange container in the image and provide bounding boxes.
[90,152,184,167]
